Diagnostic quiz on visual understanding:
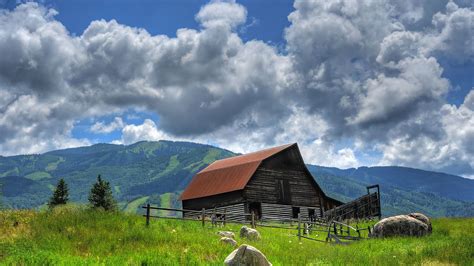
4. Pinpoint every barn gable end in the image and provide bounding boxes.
[244,144,324,207]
